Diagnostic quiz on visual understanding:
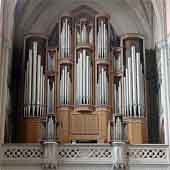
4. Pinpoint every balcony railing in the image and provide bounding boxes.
[0,143,169,169]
